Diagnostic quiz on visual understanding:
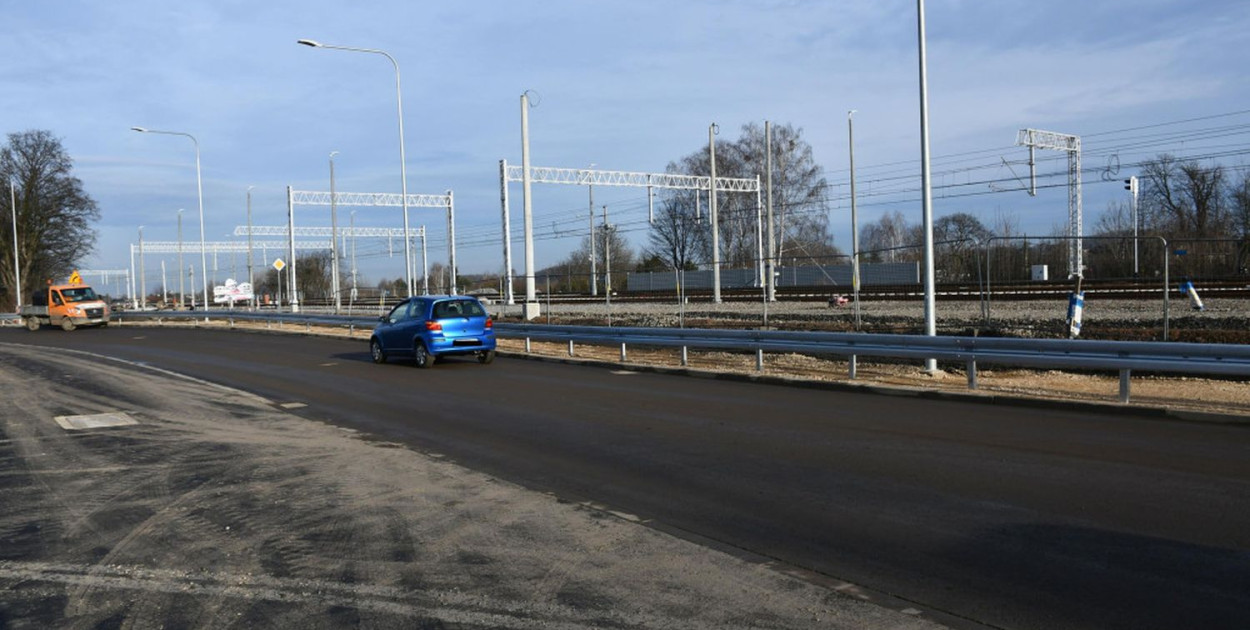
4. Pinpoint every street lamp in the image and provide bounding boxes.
[131,126,210,312]
[298,38,414,298]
